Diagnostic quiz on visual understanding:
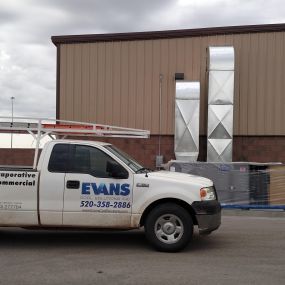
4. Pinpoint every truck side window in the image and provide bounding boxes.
[71,145,127,178]
[48,144,70,173]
